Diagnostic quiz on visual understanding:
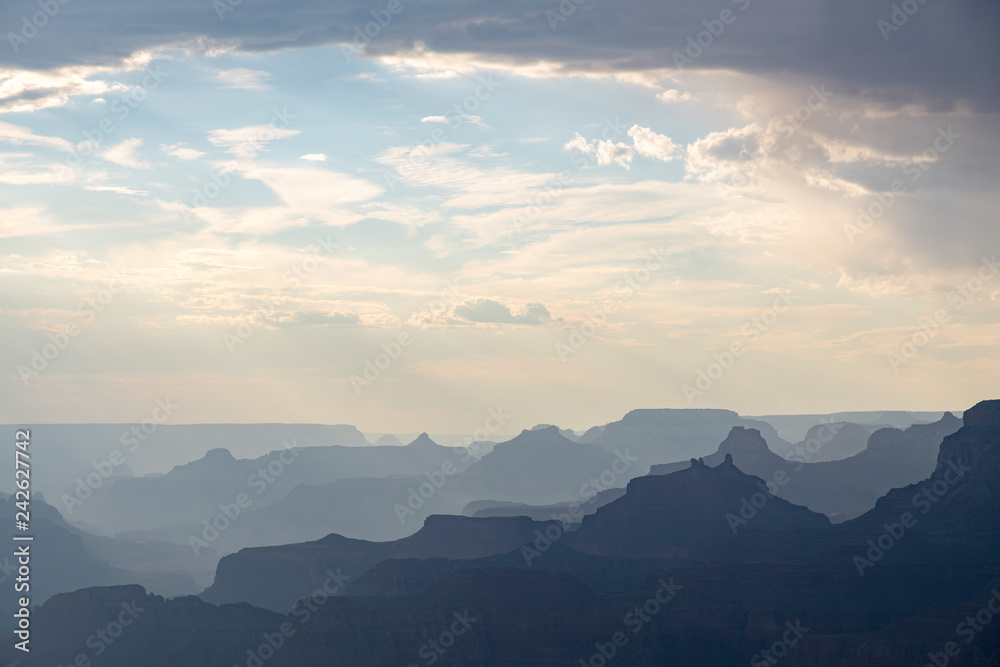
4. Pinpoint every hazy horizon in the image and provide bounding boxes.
[0,407,966,437]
